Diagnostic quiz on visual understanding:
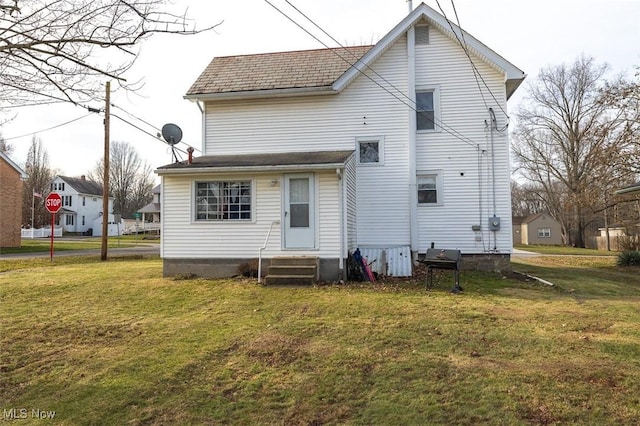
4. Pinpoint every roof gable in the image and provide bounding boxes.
[0,151,26,178]
[185,2,524,102]
[334,3,525,98]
